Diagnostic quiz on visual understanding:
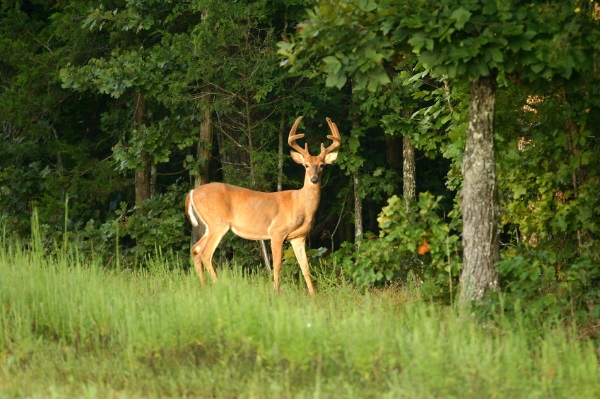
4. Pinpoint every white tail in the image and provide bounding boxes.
[186,189,200,227]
